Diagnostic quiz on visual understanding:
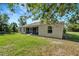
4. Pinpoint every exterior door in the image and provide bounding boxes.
[33,27,38,35]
